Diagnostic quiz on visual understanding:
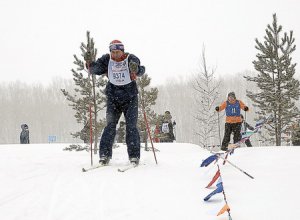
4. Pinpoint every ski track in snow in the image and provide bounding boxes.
[0,143,300,220]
